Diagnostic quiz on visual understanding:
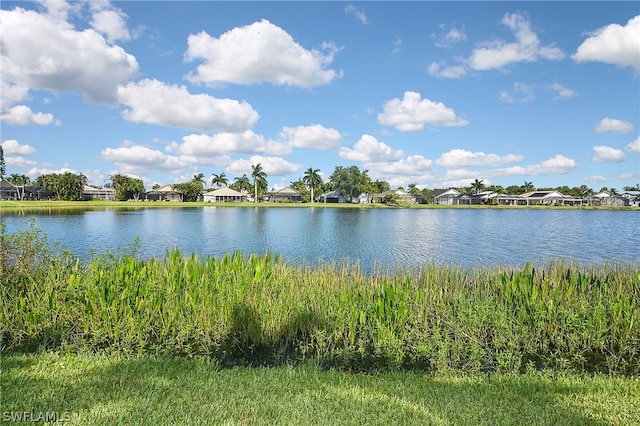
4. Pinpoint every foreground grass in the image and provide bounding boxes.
[2,352,639,425]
